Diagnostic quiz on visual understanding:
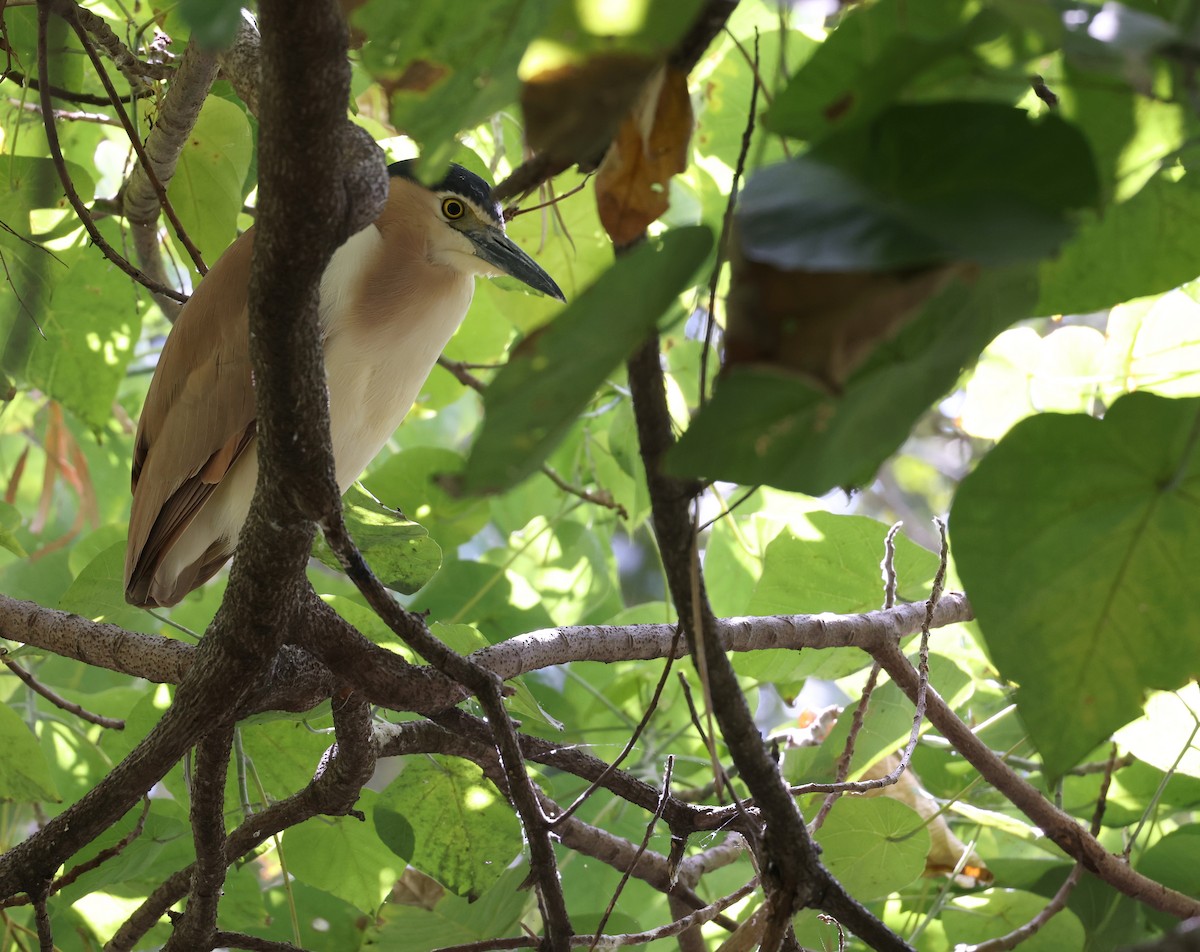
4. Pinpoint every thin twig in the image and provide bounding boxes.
[540,464,628,519]
[0,67,151,105]
[6,97,119,124]
[34,2,188,303]
[319,512,572,947]
[1,653,125,729]
[810,522,903,832]
[66,10,209,274]
[505,174,591,221]
[31,887,50,952]
[1,799,151,908]
[591,756,675,949]
[955,746,1119,952]
[437,356,628,517]
[552,627,681,826]
[432,877,756,951]
[805,521,948,805]
[817,914,847,952]
[699,29,760,408]
[211,934,312,952]
[70,2,172,86]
